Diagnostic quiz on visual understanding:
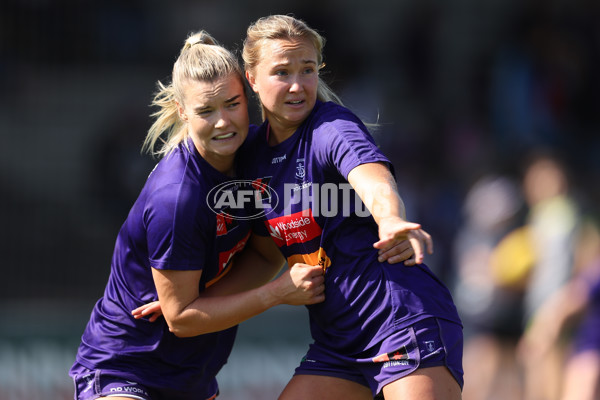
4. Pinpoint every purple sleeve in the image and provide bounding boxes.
[312,107,391,179]
[145,183,209,270]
